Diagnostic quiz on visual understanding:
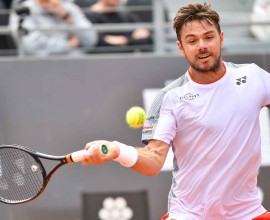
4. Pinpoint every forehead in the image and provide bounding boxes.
[181,20,217,38]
